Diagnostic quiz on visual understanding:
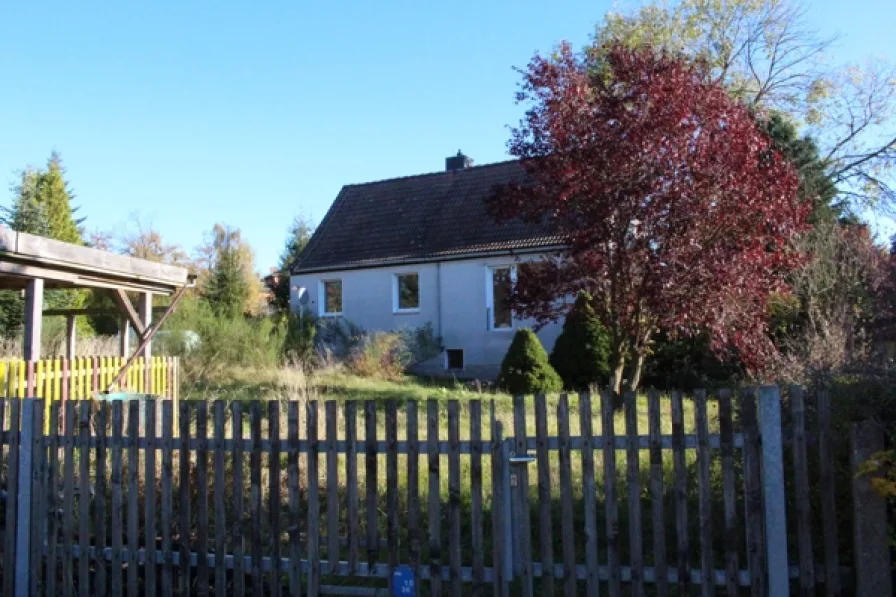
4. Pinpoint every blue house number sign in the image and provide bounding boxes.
[392,565,415,596]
